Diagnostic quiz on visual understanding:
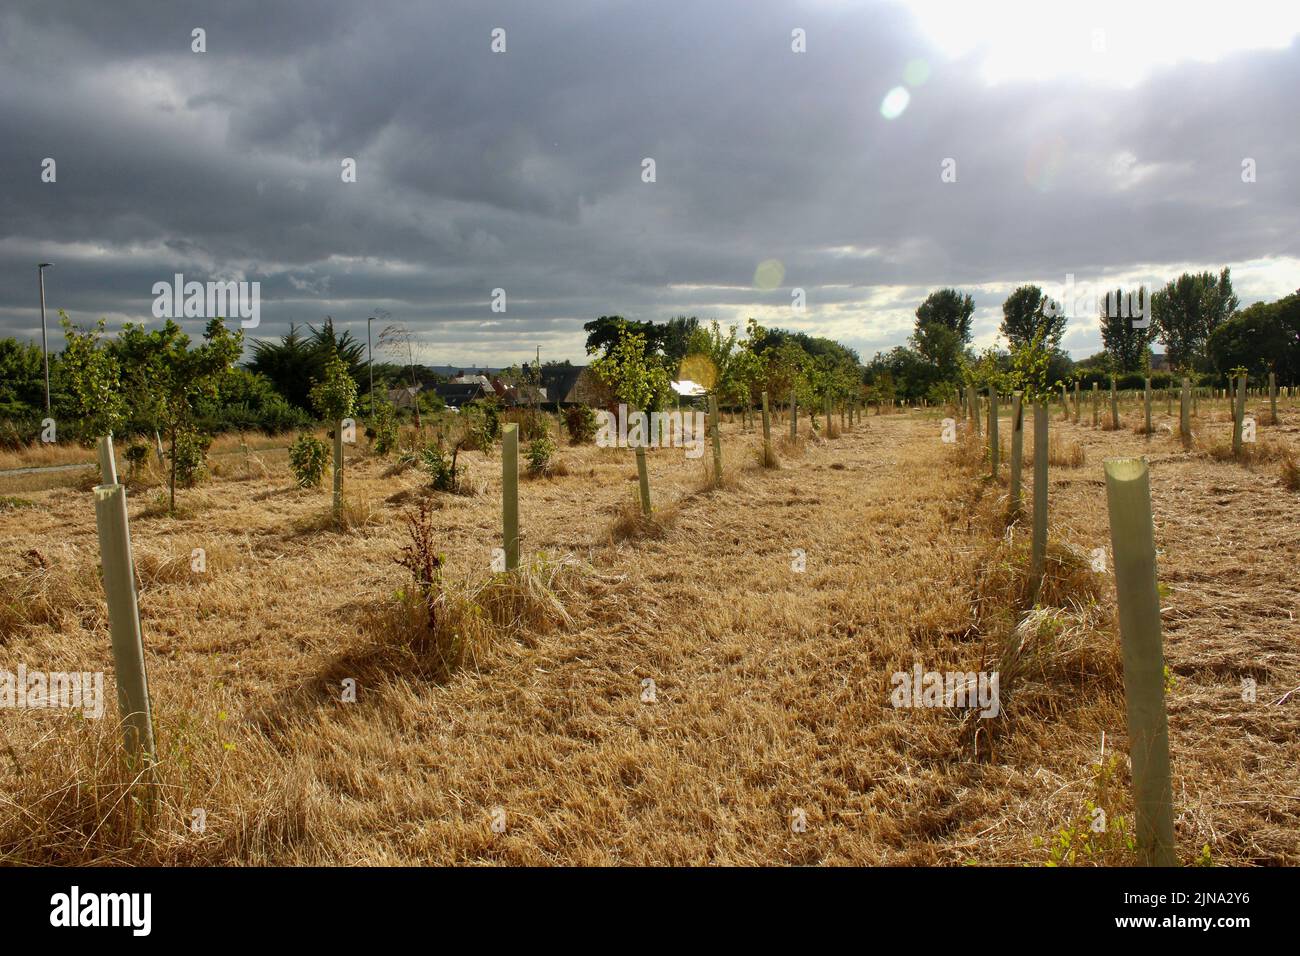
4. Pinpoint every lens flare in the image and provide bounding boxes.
[1024,135,1066,191]
[754,258,785,290]
[880,86,910,120]
[903,58,931,86]
[678,354,718,390]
